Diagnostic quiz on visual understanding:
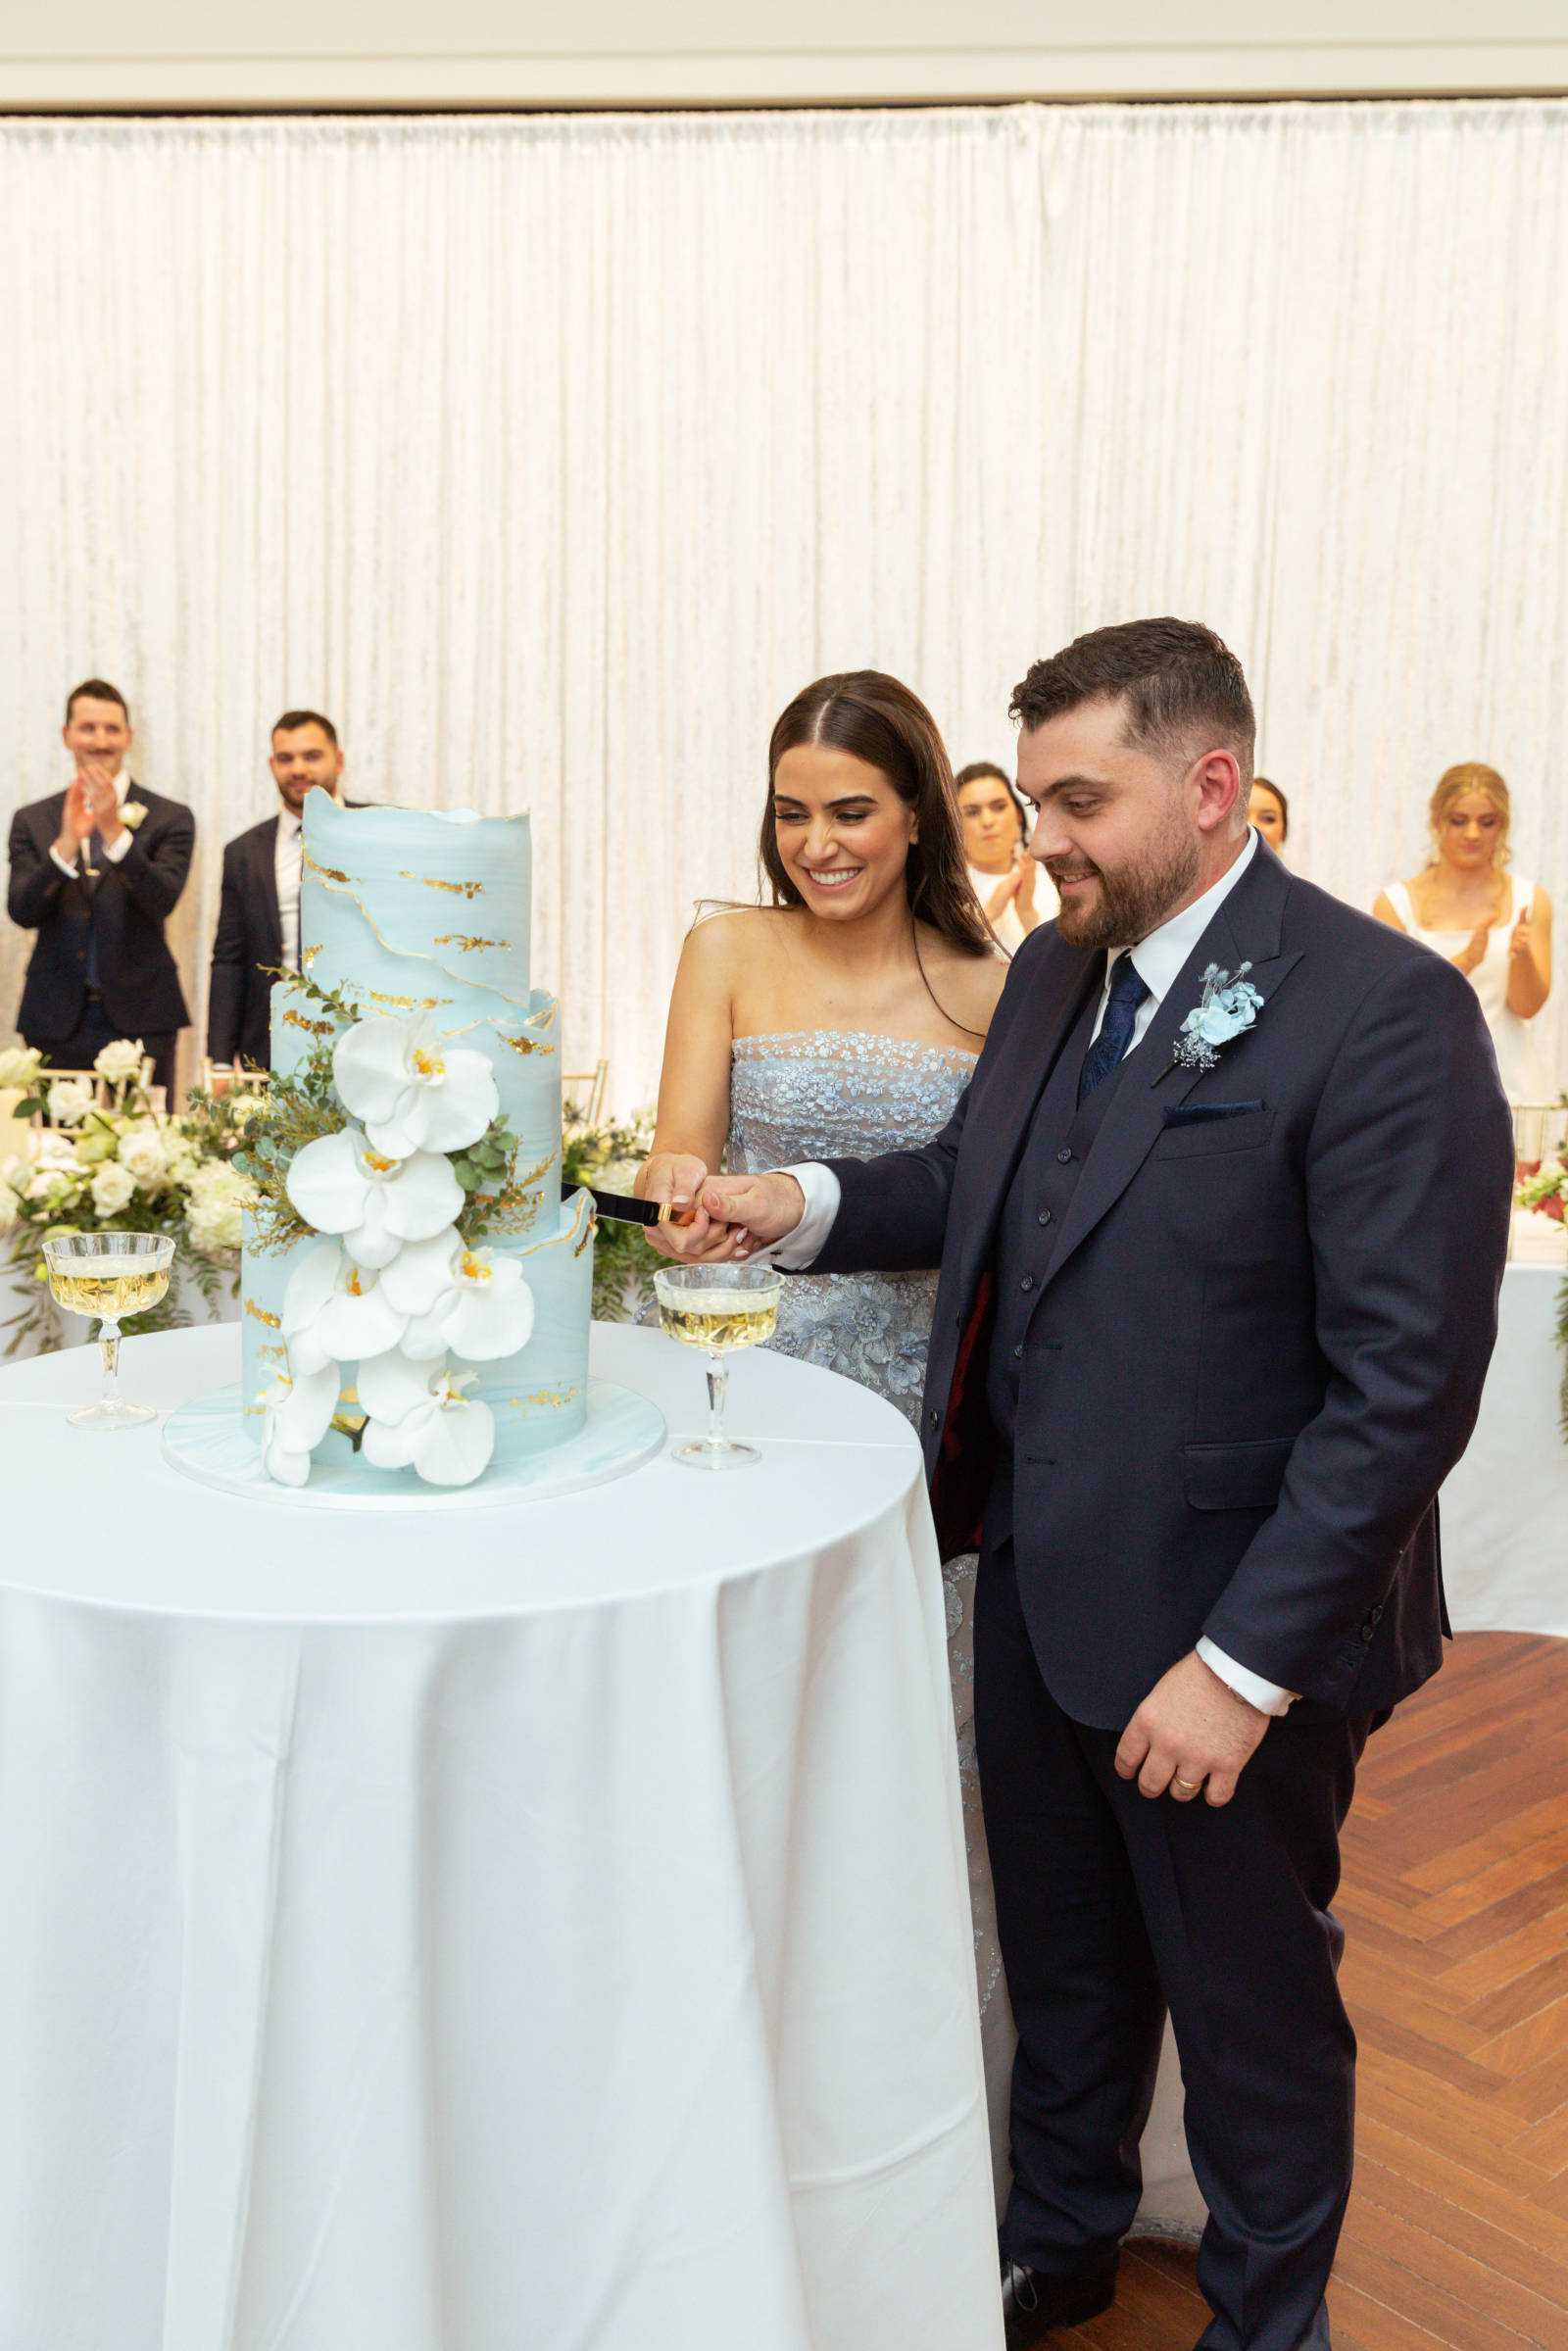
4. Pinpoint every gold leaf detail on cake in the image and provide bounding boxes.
[573,1215,597,1258]
[364,990,454,1009]
[301,944,322,968]
[401,872,485,899]
[329,1413,368,1439]
[244,1298,282,1329]
[302,851,351,885]
[282,1009,336,1038]
[257,1342,288,1360]
[499,1031,556,1056]
[508,1385,582,1412]
[433,933,508,954]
